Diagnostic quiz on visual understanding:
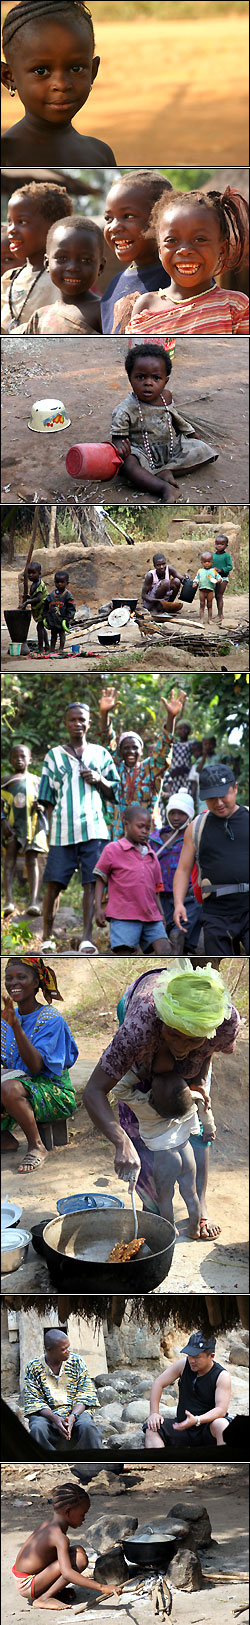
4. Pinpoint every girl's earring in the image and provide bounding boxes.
[44,254,49,268]
[9,87,16,97]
